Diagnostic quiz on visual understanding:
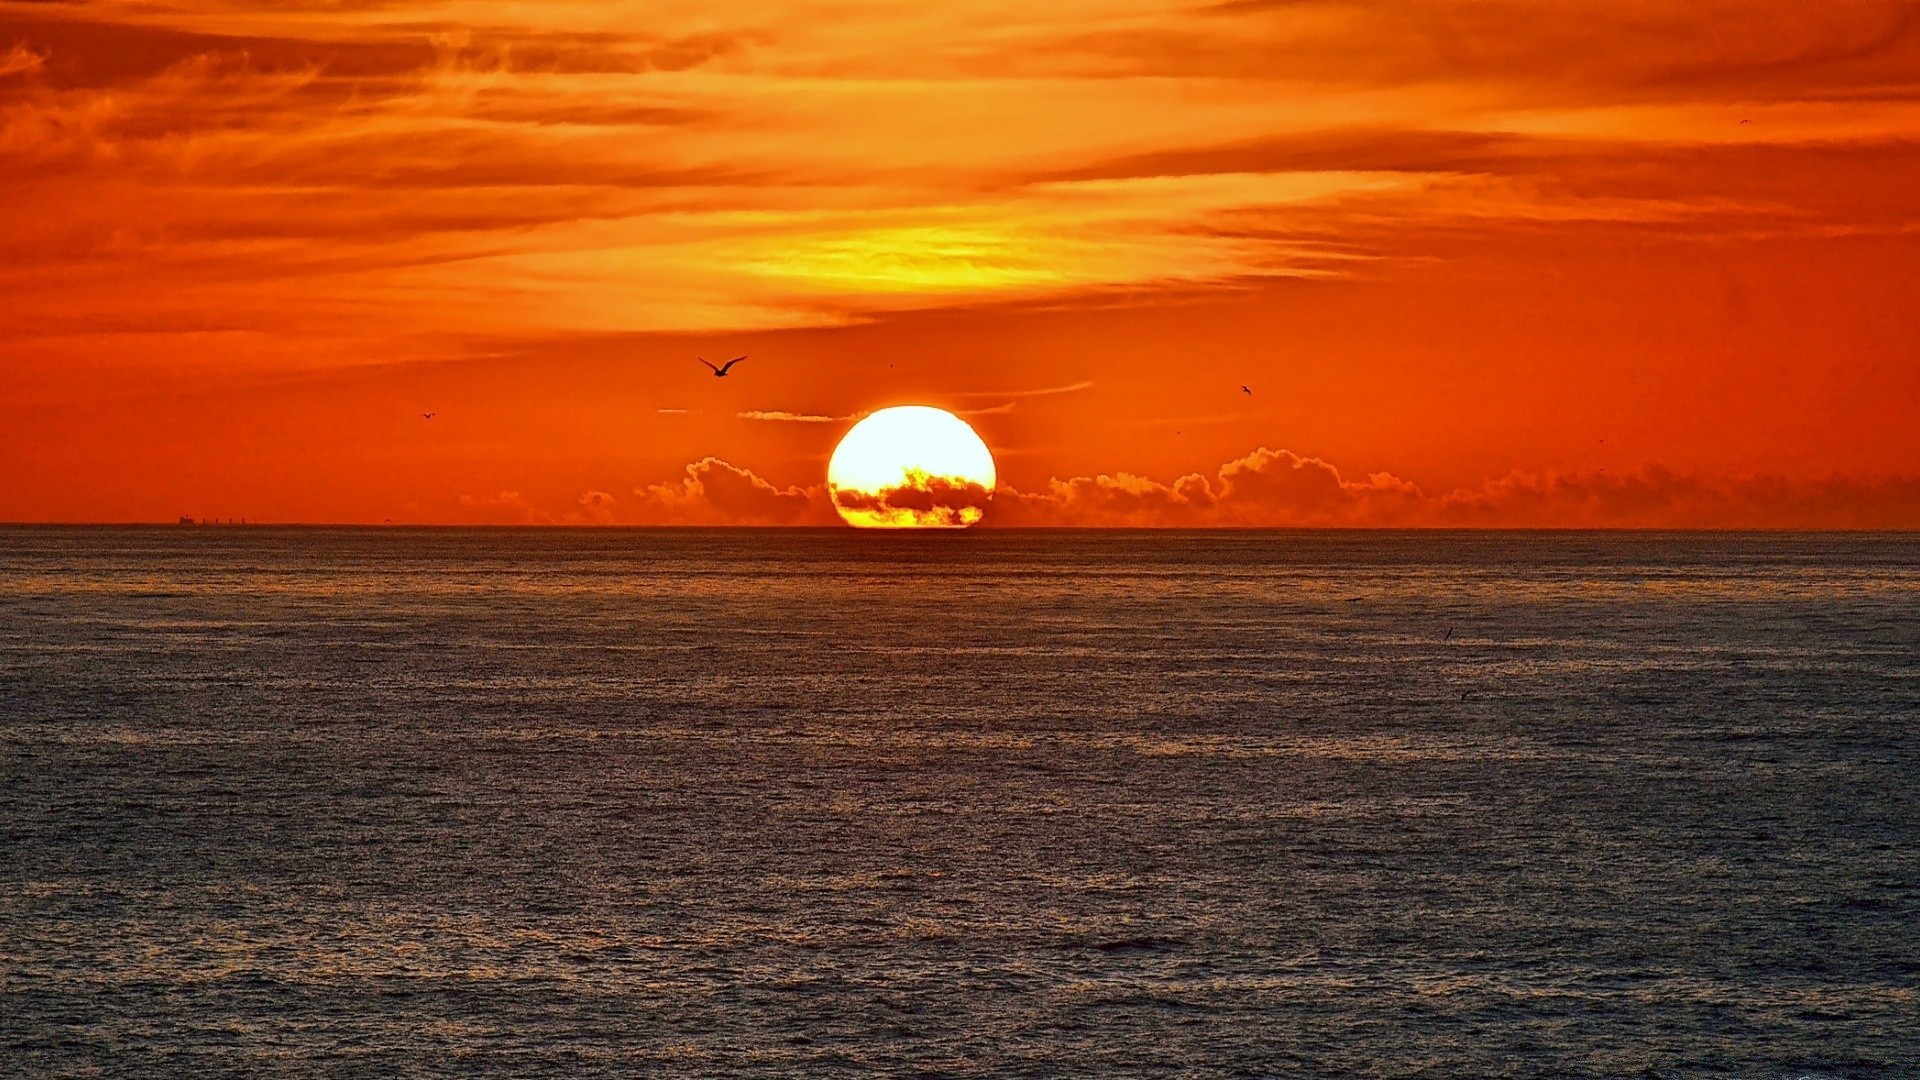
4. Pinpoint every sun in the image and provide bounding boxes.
[827,406,997,528]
